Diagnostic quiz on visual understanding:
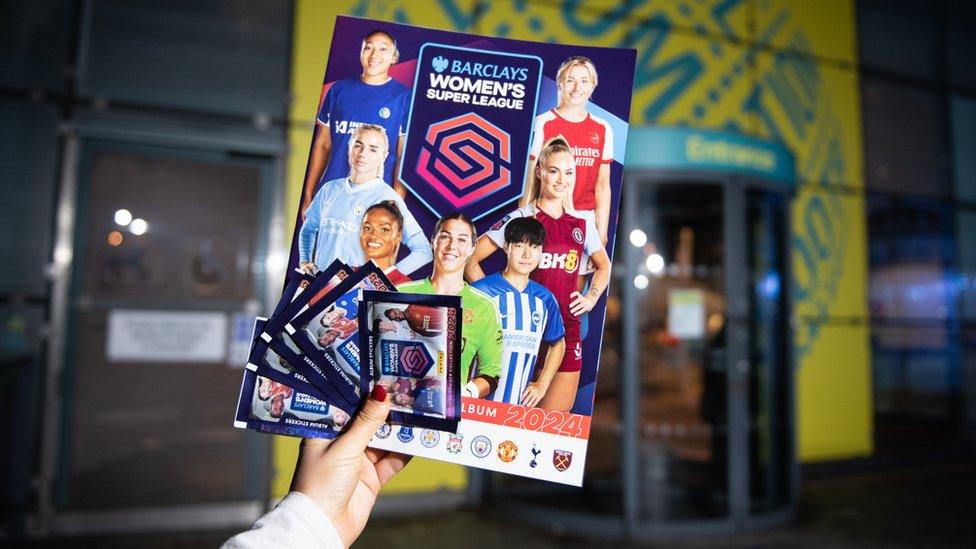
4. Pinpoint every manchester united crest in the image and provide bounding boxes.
[553,449,572,472]
[497,440,518,463]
